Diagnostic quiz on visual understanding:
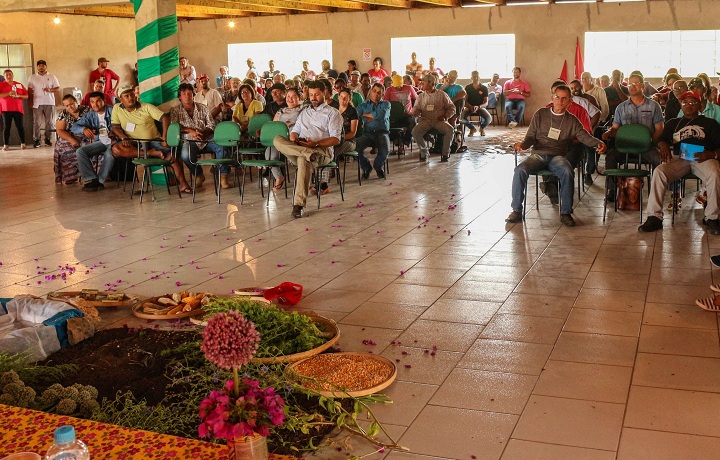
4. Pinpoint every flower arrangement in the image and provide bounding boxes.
[198,311,285,442]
